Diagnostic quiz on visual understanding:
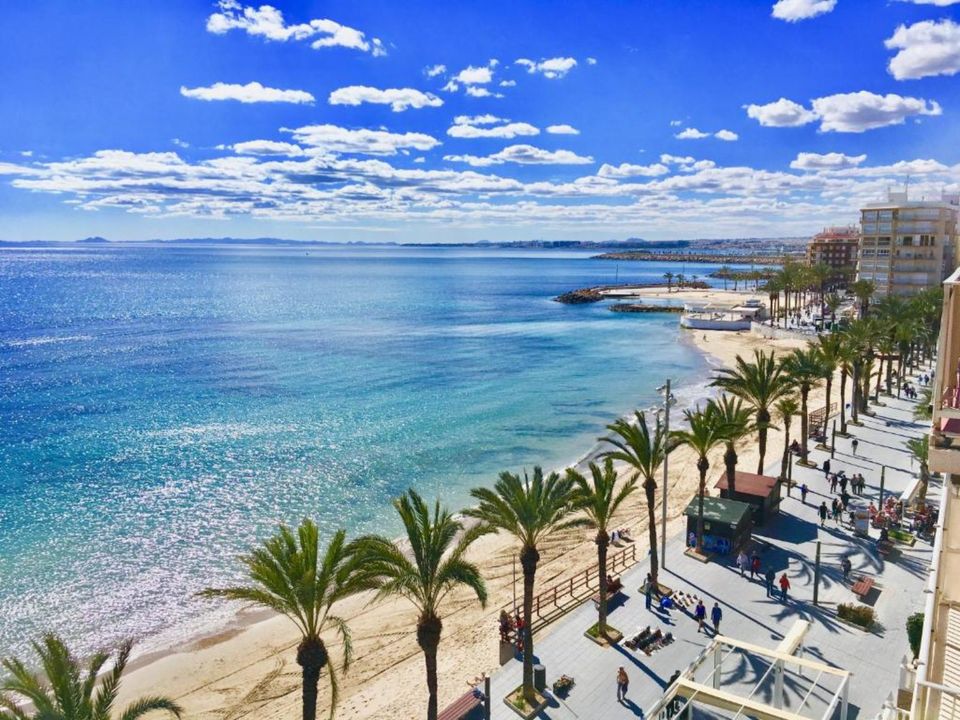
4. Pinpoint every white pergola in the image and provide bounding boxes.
[645,621,851,720]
